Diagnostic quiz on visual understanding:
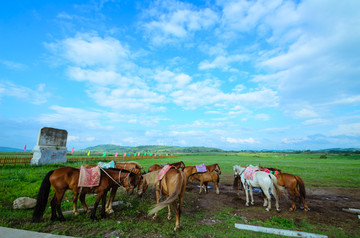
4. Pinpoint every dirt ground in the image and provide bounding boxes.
[185,174,360,236]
